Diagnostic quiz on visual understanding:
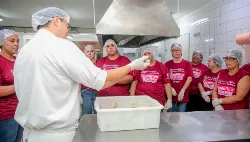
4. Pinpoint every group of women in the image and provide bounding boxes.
[0,28,250,141]
[81,40,250,114]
